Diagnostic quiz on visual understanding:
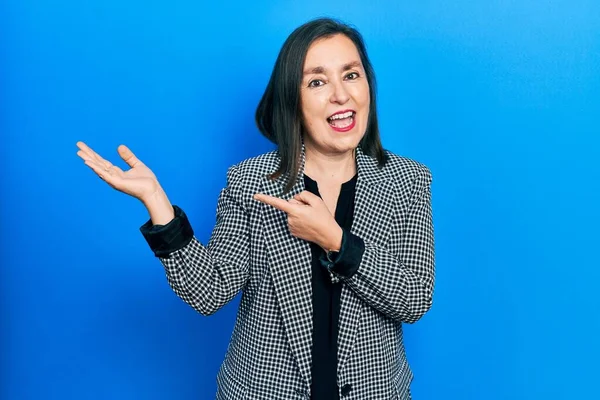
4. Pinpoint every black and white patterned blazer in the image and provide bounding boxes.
[151,146,435,400]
